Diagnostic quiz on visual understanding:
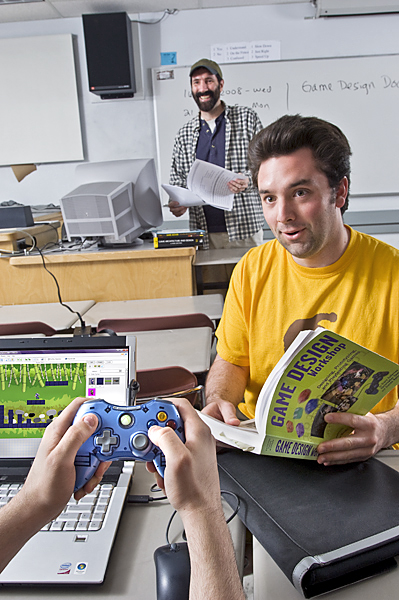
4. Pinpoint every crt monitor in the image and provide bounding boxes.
[60,158,163,246]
